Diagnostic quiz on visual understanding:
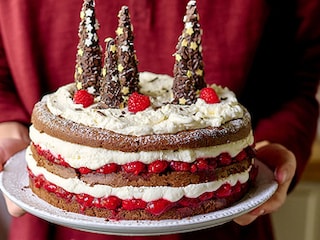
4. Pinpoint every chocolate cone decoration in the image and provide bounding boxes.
[74,0,102,95]
[115,6,139,104]
[99,38,123,108]
[172,0,206,105]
